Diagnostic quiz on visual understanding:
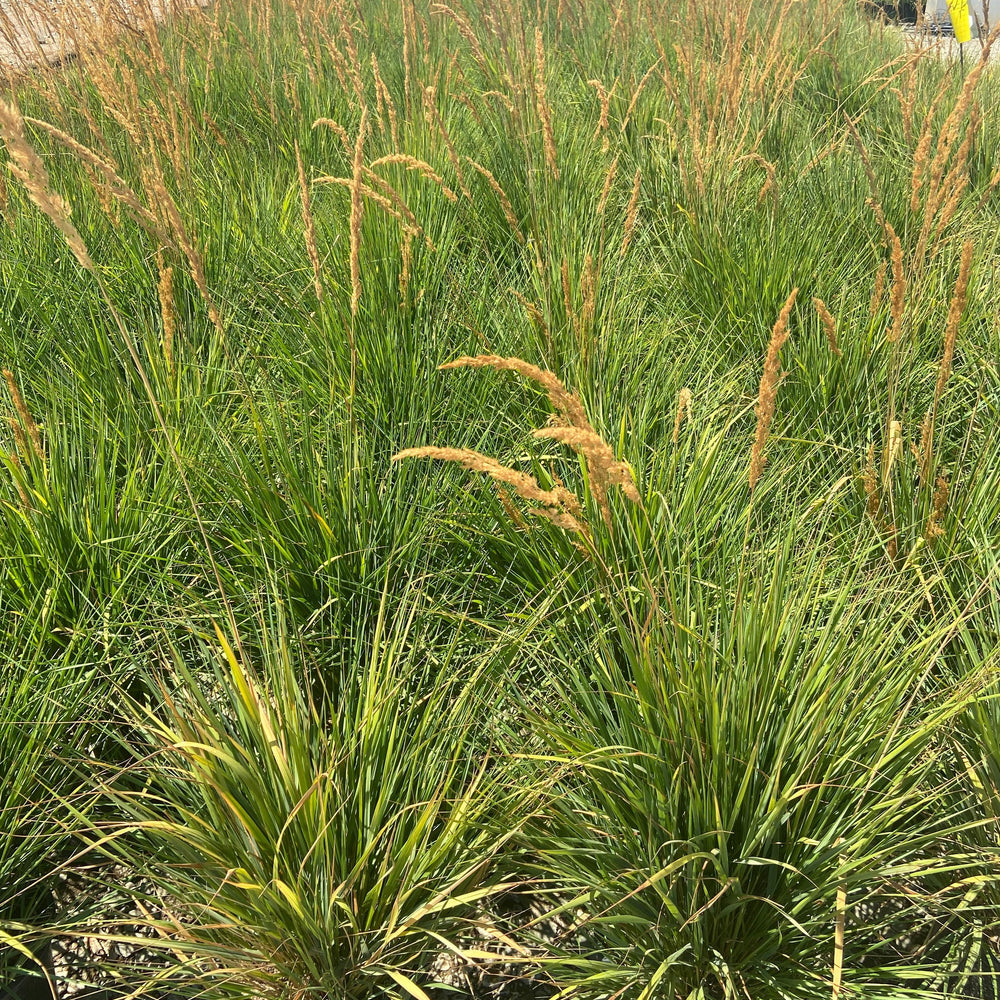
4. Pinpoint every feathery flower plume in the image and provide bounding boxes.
[588,78,610,150]
[533,424,639,525]
[24,118,165,239]
[481,91,516,113]
[883,419,903,489]
[910,80,948,212]
[621,58,660,132]
[466,158,523,240]
[0,100,94,271]
[371,52,387,134]
[157,259,178,375]
[870,261,887,317]
[673,387,693,444]
[317,175,425,243]
[598,155,619,216]
[579,254,596,331]
[440,354,589,429]
[748,153,777,205]
[845,116,883,228]
[561,258,573,319]
[509,290,550,345]
[3,369,43,461]
[887,224,905,343]
[422,86,470,199]
[438,355,641,523]
[934,239,973,408]
[361,170,425,234]
[910,128,933,214]
[496,485,527,529]
[535,28,559,179]
[399,231,414,299]
[430,2,487,70]
[369,154,458,201]
[748,288,798,492]
[312,117,352,153]
[812,297,842,357]
[887,524,899,563]
[295,141,324,301]
[146,161,222,335]
[925,474,949,543]
[349,107,369,317]
[392,445,587,536]
[621,166,641,255]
